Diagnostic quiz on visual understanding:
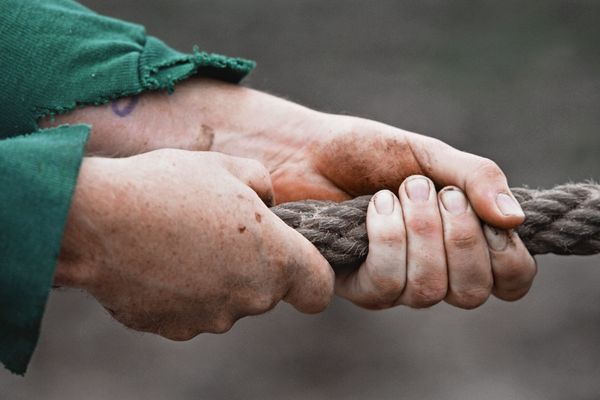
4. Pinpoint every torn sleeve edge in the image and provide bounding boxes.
[33,48,255,124]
